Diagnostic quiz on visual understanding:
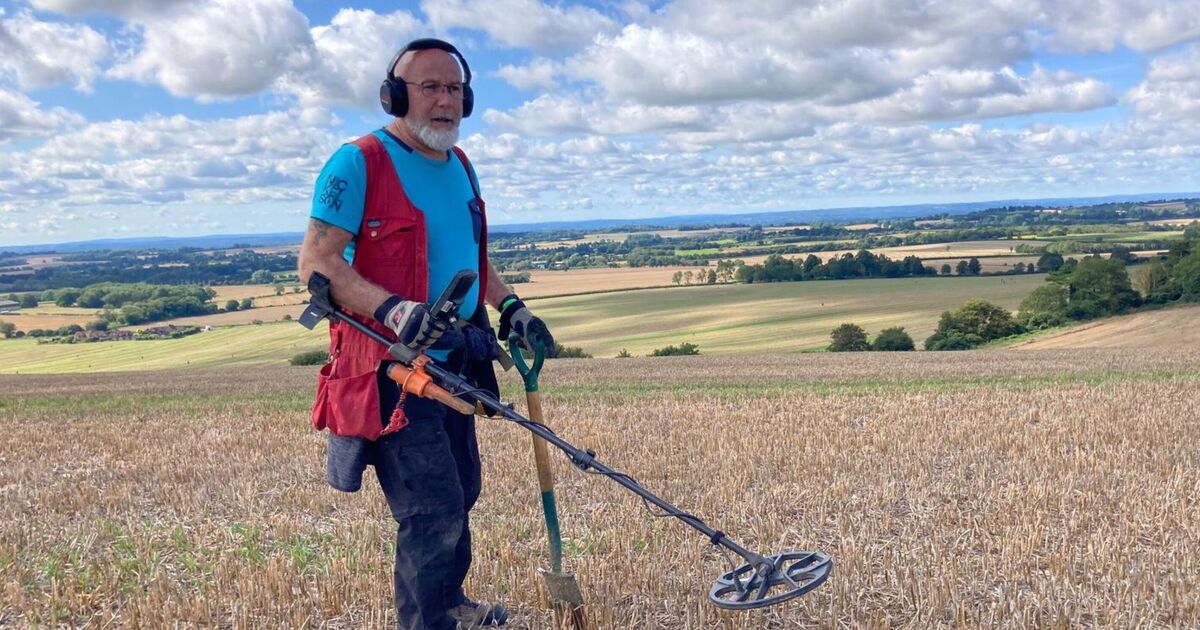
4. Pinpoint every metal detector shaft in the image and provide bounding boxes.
[425,365,763,564]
